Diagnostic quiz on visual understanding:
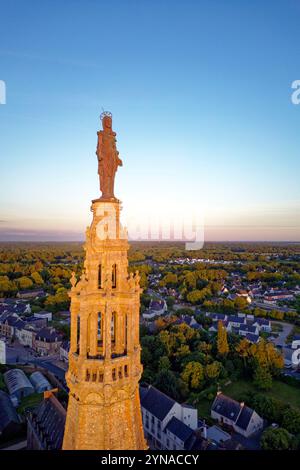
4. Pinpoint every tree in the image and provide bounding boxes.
[0,276,17,296]
[234,297,248,311]
[166,296,175,309]
[153,370,179,400]
[45,287,70,312]
[217,321,229,356]
[253,366,272,391]
[160,273,178,288]
[186,288,211,304]
[31,271,44,285]
[249,394,284,423]
[282,407,300,435]
[205,361,221,380]
[181,361,204,390]
[158,356,171,371]
[17,276,33,290]
[261,427,294,450]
